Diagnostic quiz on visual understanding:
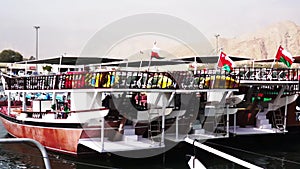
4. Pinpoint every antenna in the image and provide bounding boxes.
[215,34,220,55]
